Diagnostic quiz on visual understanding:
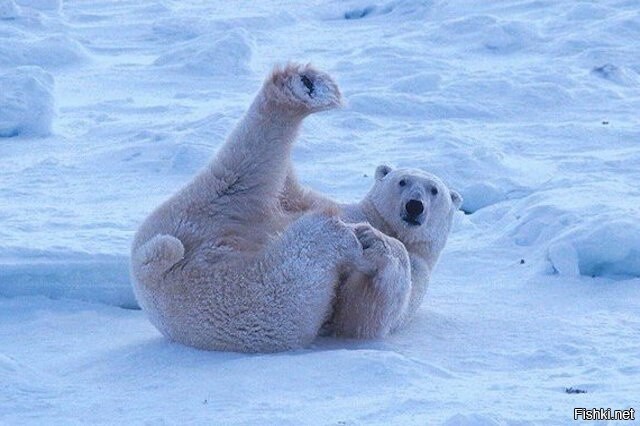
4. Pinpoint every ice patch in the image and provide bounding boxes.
[0,66,54,137]
[154,30,253,76]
